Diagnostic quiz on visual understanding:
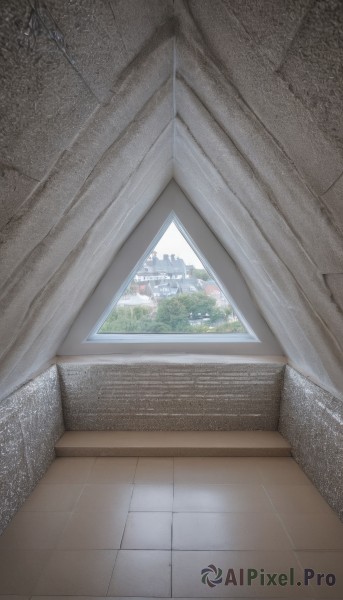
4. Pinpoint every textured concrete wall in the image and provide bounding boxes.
[174,0,343,400]
[0,366,64,534]
[1,0,343,404]
[58,360,284,431]
[279,366,343,521]
[0,2,174,401]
